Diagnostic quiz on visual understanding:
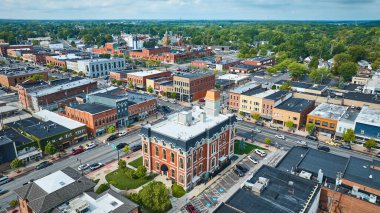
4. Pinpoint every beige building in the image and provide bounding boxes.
[239,89,279,115]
